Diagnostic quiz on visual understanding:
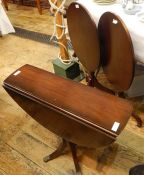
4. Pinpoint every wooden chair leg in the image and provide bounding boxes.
[35,0,42,15]
[2,0,8,10]
[43,138,67,162]
[69,142,82,175]
[132,111,143,128]
[20,0,24,5]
